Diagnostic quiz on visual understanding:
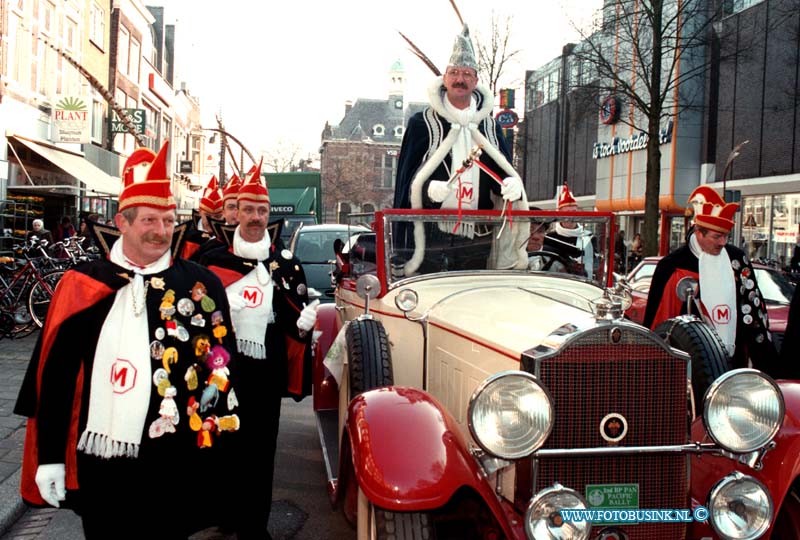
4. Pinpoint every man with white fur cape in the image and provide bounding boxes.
[393,24,529,276]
